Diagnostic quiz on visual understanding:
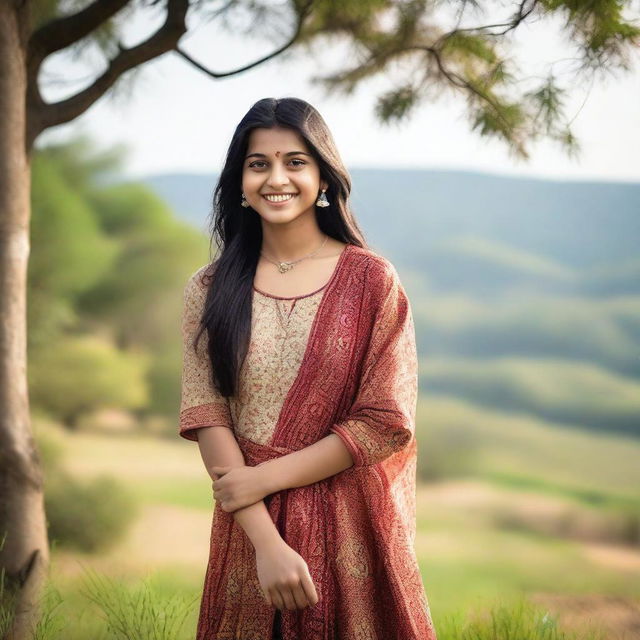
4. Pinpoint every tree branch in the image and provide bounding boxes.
[26,0,131,141]
[433,0,539,47]
[28,0,130,61]
[27,0,189,148]
[174,0,313,79]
